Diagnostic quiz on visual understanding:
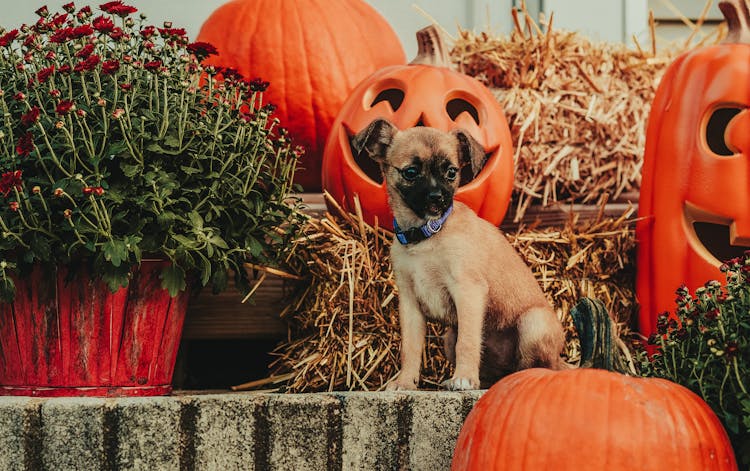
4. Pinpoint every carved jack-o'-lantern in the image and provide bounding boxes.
[321,26,513,230]
[636,0,750,337]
